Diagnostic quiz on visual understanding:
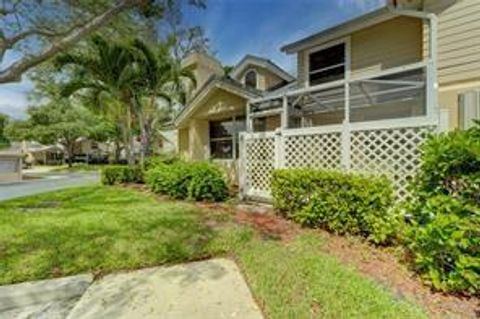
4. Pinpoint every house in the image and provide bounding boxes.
[0,152,22,182]
[175,52,294,182]
[176,0,480,199]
